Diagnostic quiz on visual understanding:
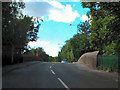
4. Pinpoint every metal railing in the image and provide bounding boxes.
[97,55,118,72]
